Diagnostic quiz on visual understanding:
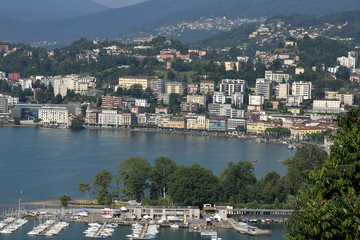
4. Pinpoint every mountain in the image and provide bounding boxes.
[1,0,360,46]
[0,0,109,20]
[89,0,149,8]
